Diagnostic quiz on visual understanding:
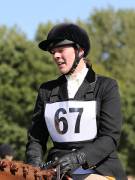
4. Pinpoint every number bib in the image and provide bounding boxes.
[44,100,97,142]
